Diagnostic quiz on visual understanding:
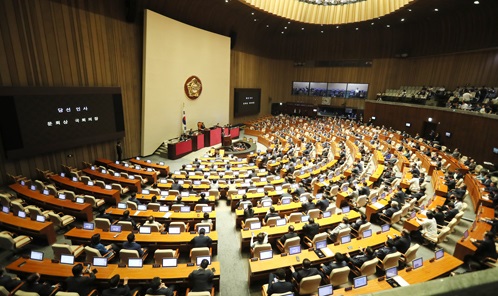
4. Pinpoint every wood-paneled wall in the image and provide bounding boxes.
[364,101,498,165]
[0,0,142,185]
